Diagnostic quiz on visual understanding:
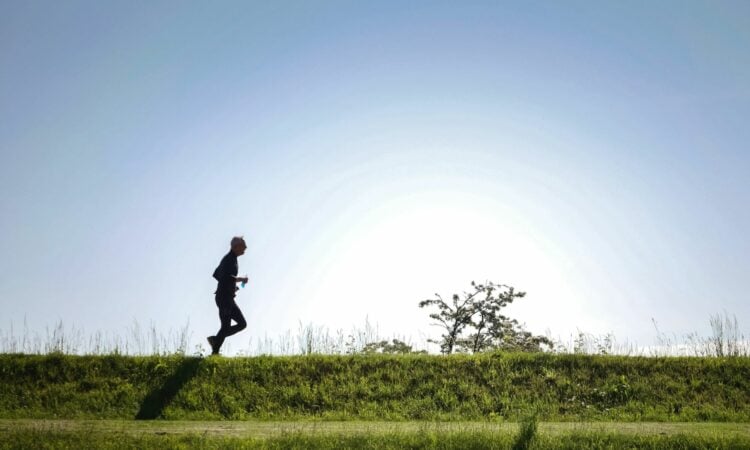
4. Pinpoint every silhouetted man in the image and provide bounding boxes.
[207,236,249,355]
